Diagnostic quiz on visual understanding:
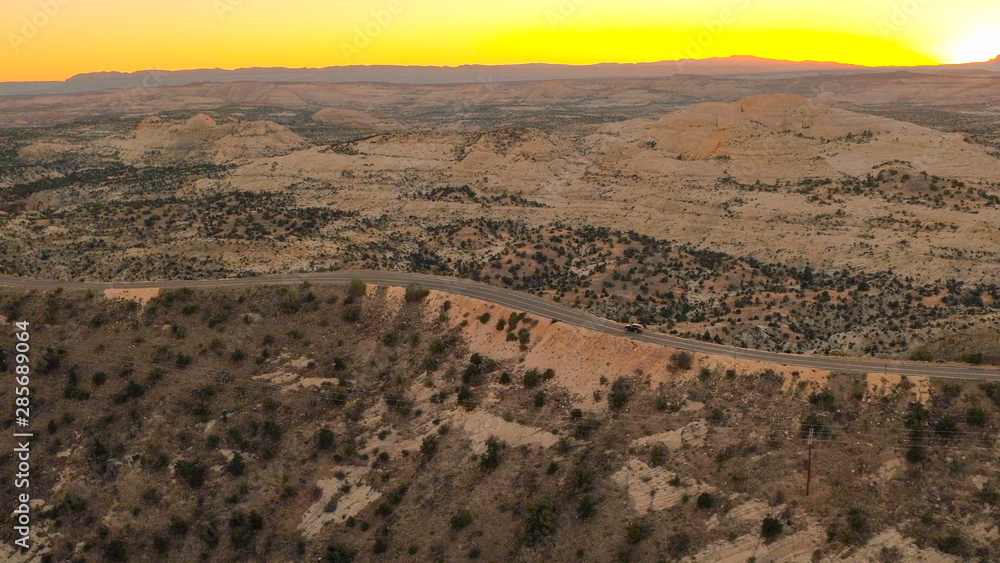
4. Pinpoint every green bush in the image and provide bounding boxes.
[347,279,366,298]
[909,349,933,362]
[666,533,691,557]
[479,436,507,470]
[906,445,925,464]
[669,351,693,371]
[650,444,666,467]
[809,388,836,408]
[324,542,356,563]
[104,539,127,562]
[341,305,361,323]
[523,369,540,388]
[226,453,246,477]
[316,428,335,450]
[608,377,631,409]
[450,510,473,530]
[967,406,988,427]
[626,521,649,544]
[761,516,783,539]
[934,416,958,436]
[404,283,430,302]
[174,460,207,488]
[420,435,437,458]
[696,492,714,509]
[523,497,557,545]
